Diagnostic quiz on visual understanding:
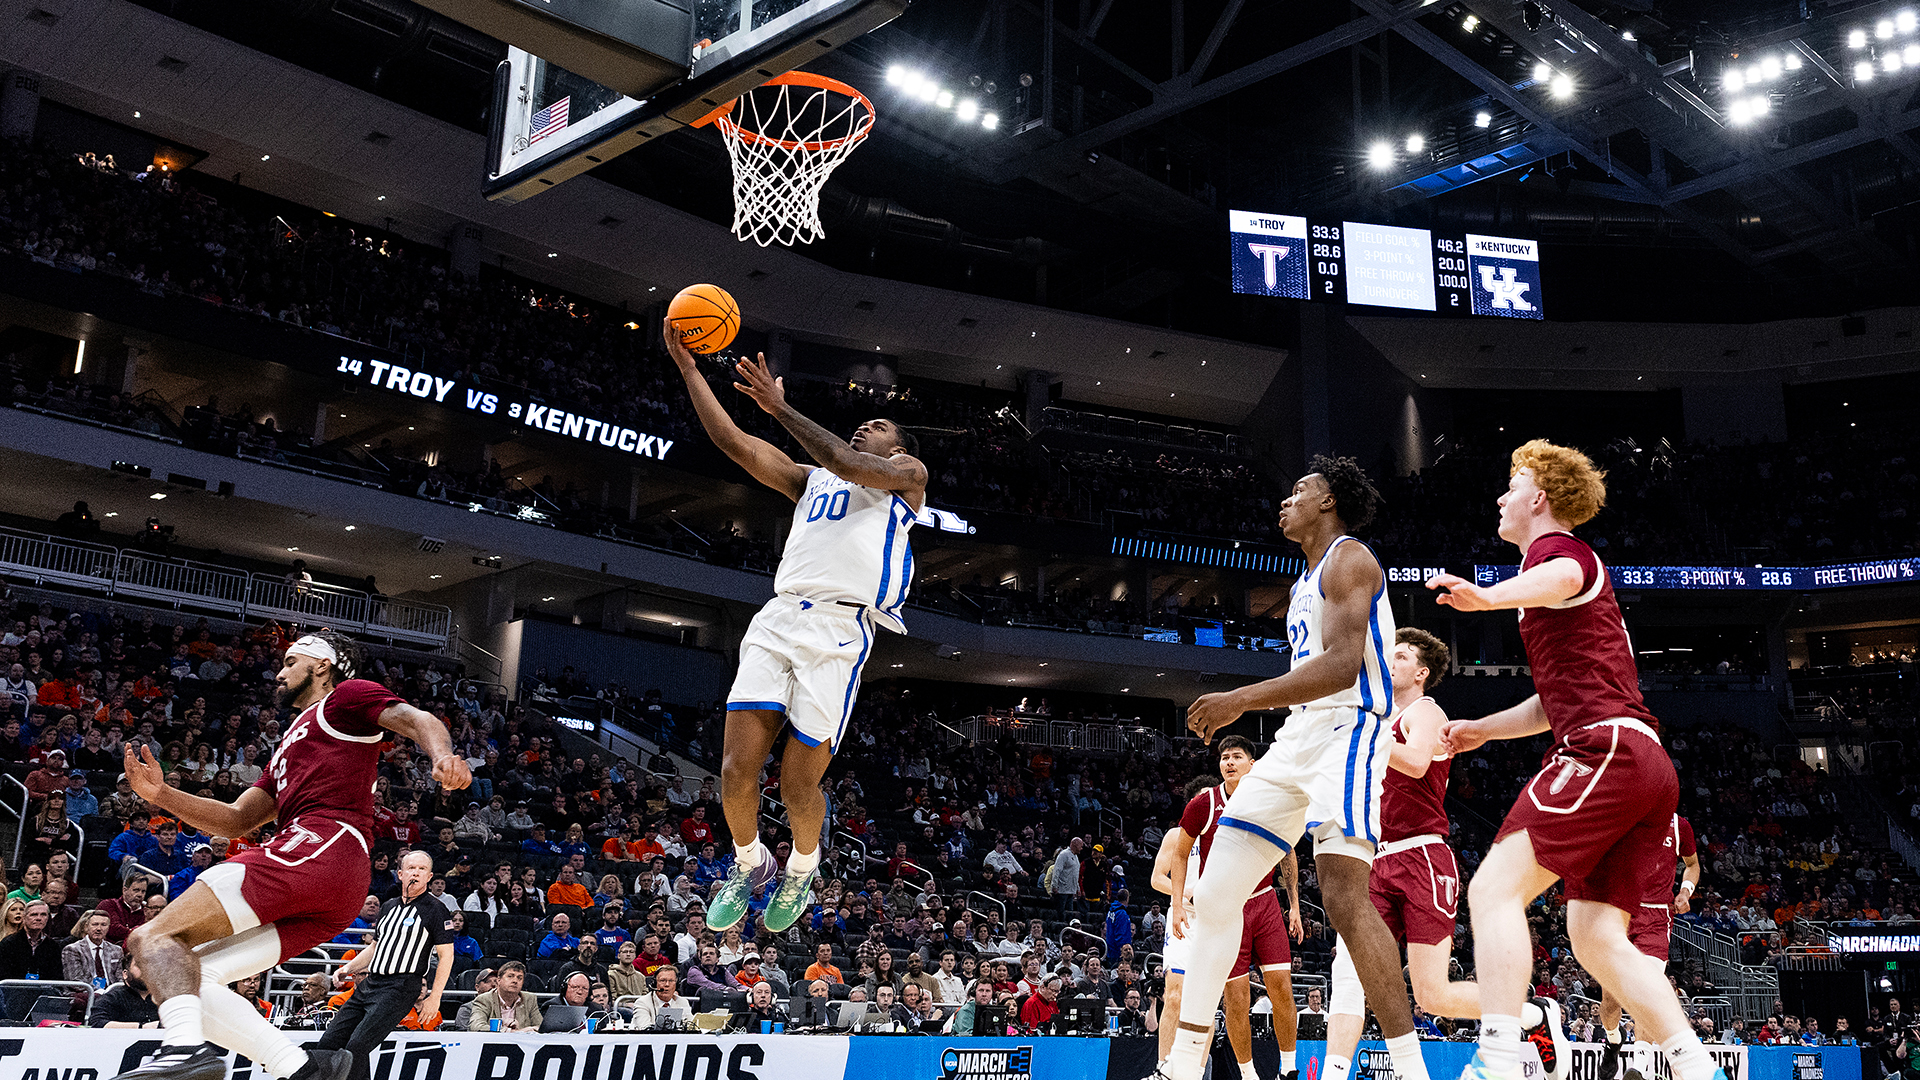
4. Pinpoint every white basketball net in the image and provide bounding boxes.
[714,78,875,247]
